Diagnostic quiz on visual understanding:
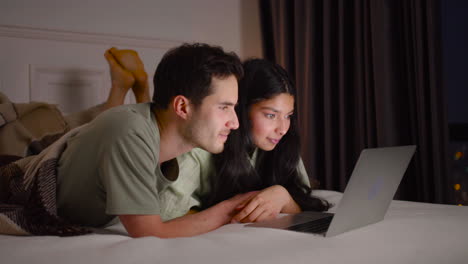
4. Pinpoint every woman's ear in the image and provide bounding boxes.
[173,95,191,120]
